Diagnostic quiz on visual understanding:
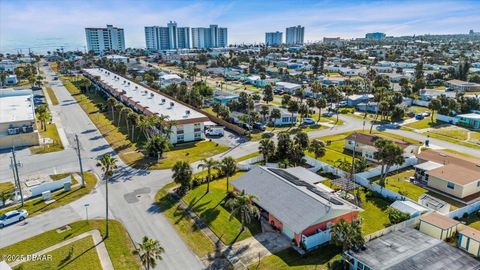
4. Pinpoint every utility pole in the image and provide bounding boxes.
[75,134,85,187]
[11,148,24,206]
